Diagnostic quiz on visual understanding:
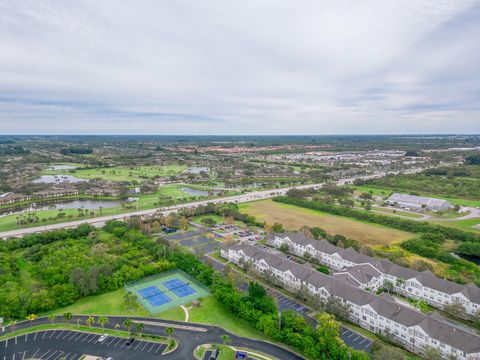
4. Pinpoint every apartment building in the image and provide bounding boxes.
[221,244,480,359]
[269,232,480,316]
